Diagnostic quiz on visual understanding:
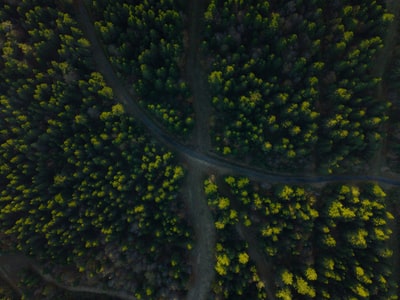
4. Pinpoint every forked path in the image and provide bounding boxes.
[75,2,400,187]
[74,0,400,299]
[184,0,216,298]
[77,0,216,298]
